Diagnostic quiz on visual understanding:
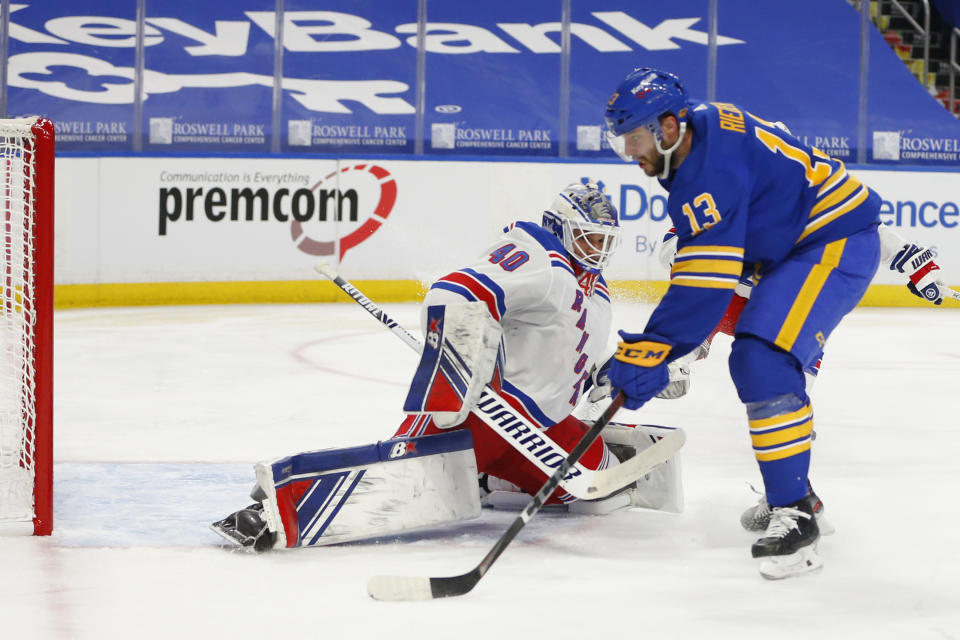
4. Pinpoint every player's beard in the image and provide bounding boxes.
[638,152,665,177]
[651,153,666,176]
